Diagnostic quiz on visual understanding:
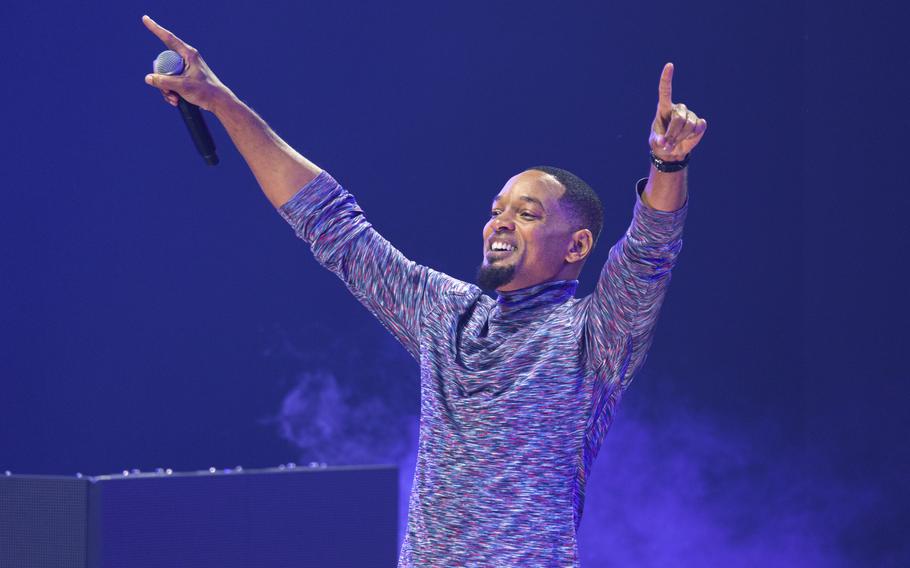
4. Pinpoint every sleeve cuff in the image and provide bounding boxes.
[630,177,688,243]
[277,170,339,239]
